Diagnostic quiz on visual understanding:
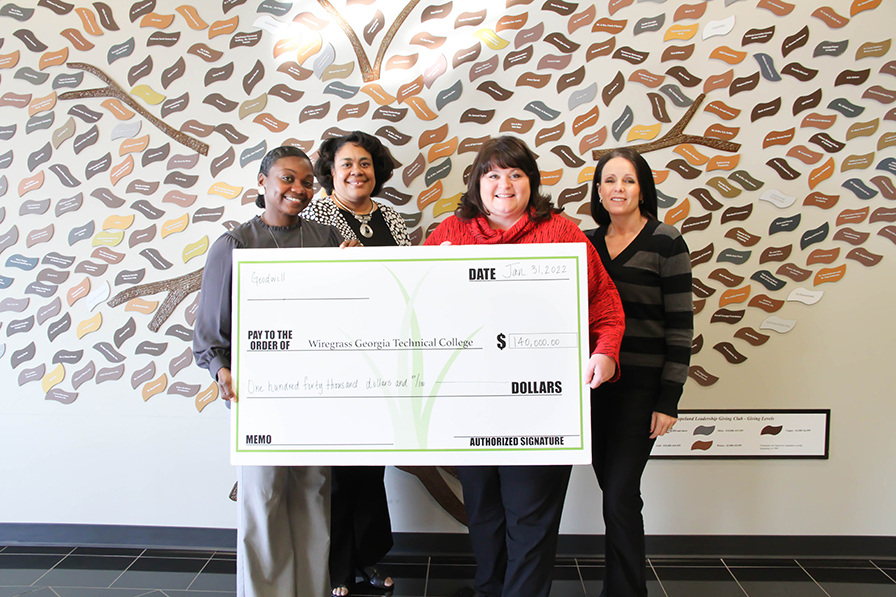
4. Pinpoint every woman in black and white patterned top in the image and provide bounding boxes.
[303,131,408,596]
[303,131,411,248]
